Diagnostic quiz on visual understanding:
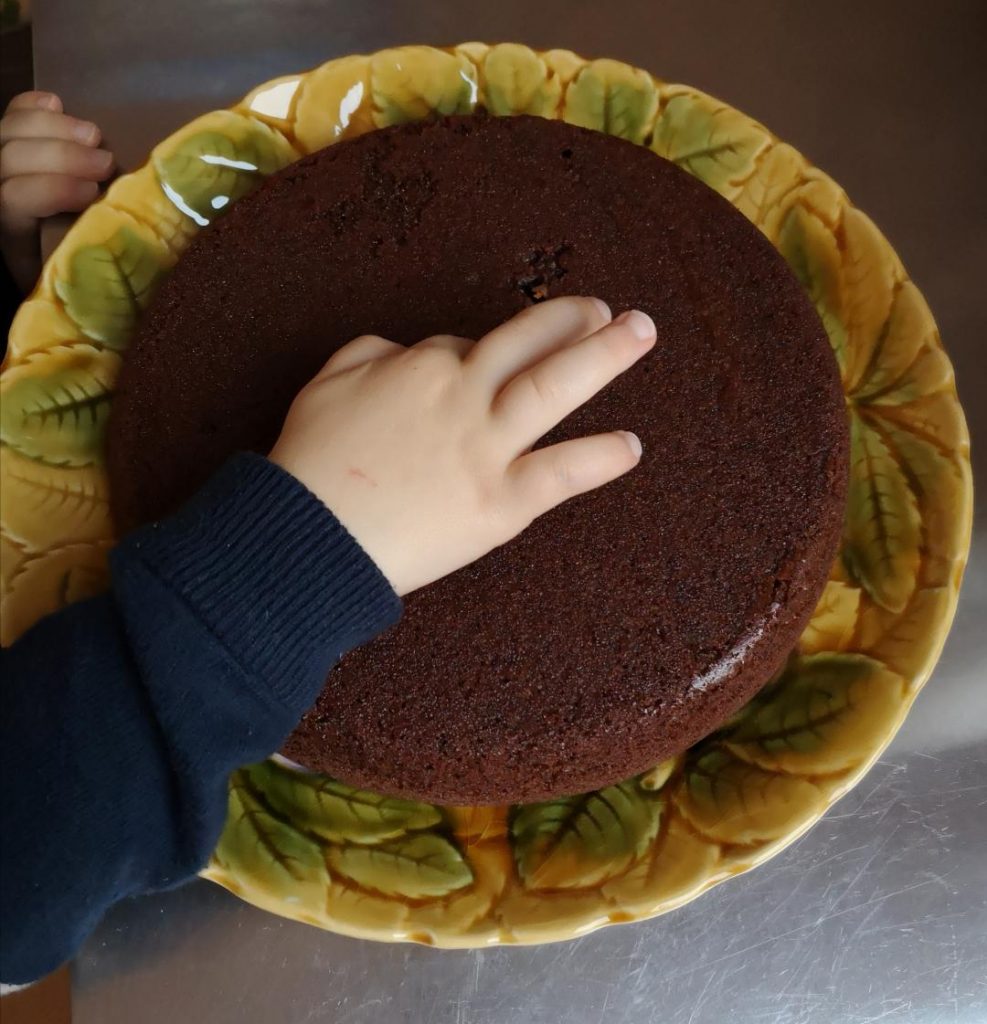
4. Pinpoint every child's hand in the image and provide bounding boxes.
[0,91,113,291]
[271,297,656,596]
